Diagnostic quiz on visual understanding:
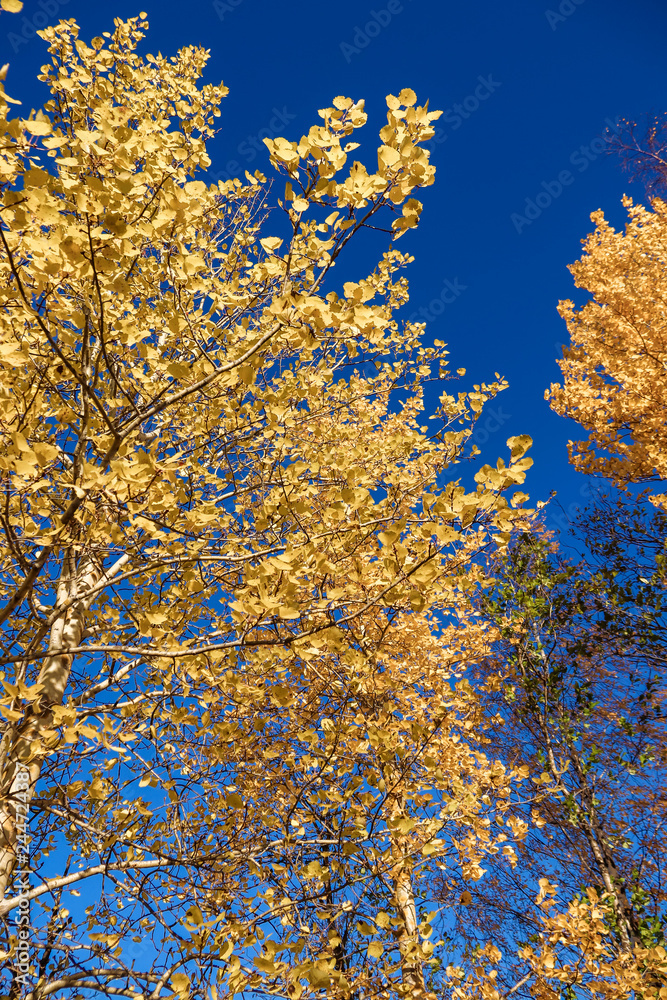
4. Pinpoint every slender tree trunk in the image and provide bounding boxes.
[393,858,425,996]
[0,551,102,901]
[568,752,641,954]
[522,642,641,955]
[386,770,426,997]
